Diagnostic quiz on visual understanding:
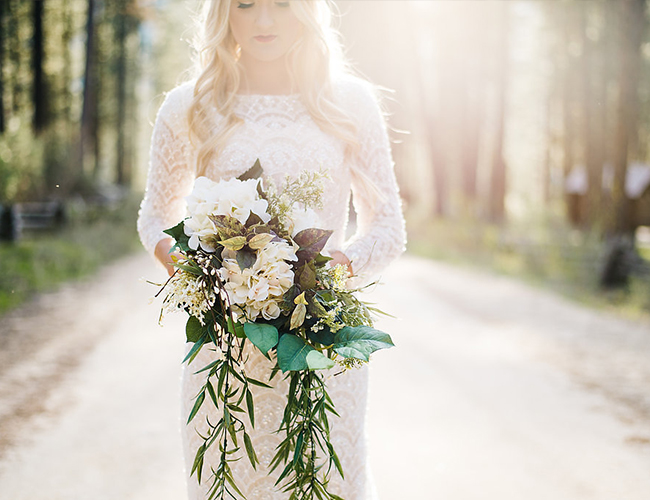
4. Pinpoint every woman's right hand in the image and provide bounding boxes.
[155,238,182,276]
